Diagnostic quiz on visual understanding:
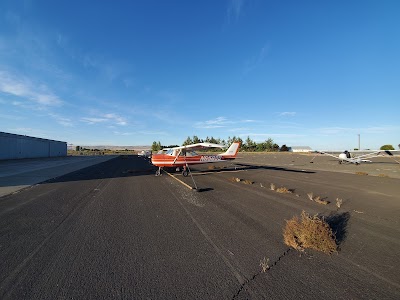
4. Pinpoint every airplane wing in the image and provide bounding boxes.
[353,150,399,159]
[171,143,225,151]
[315,151,341,159]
